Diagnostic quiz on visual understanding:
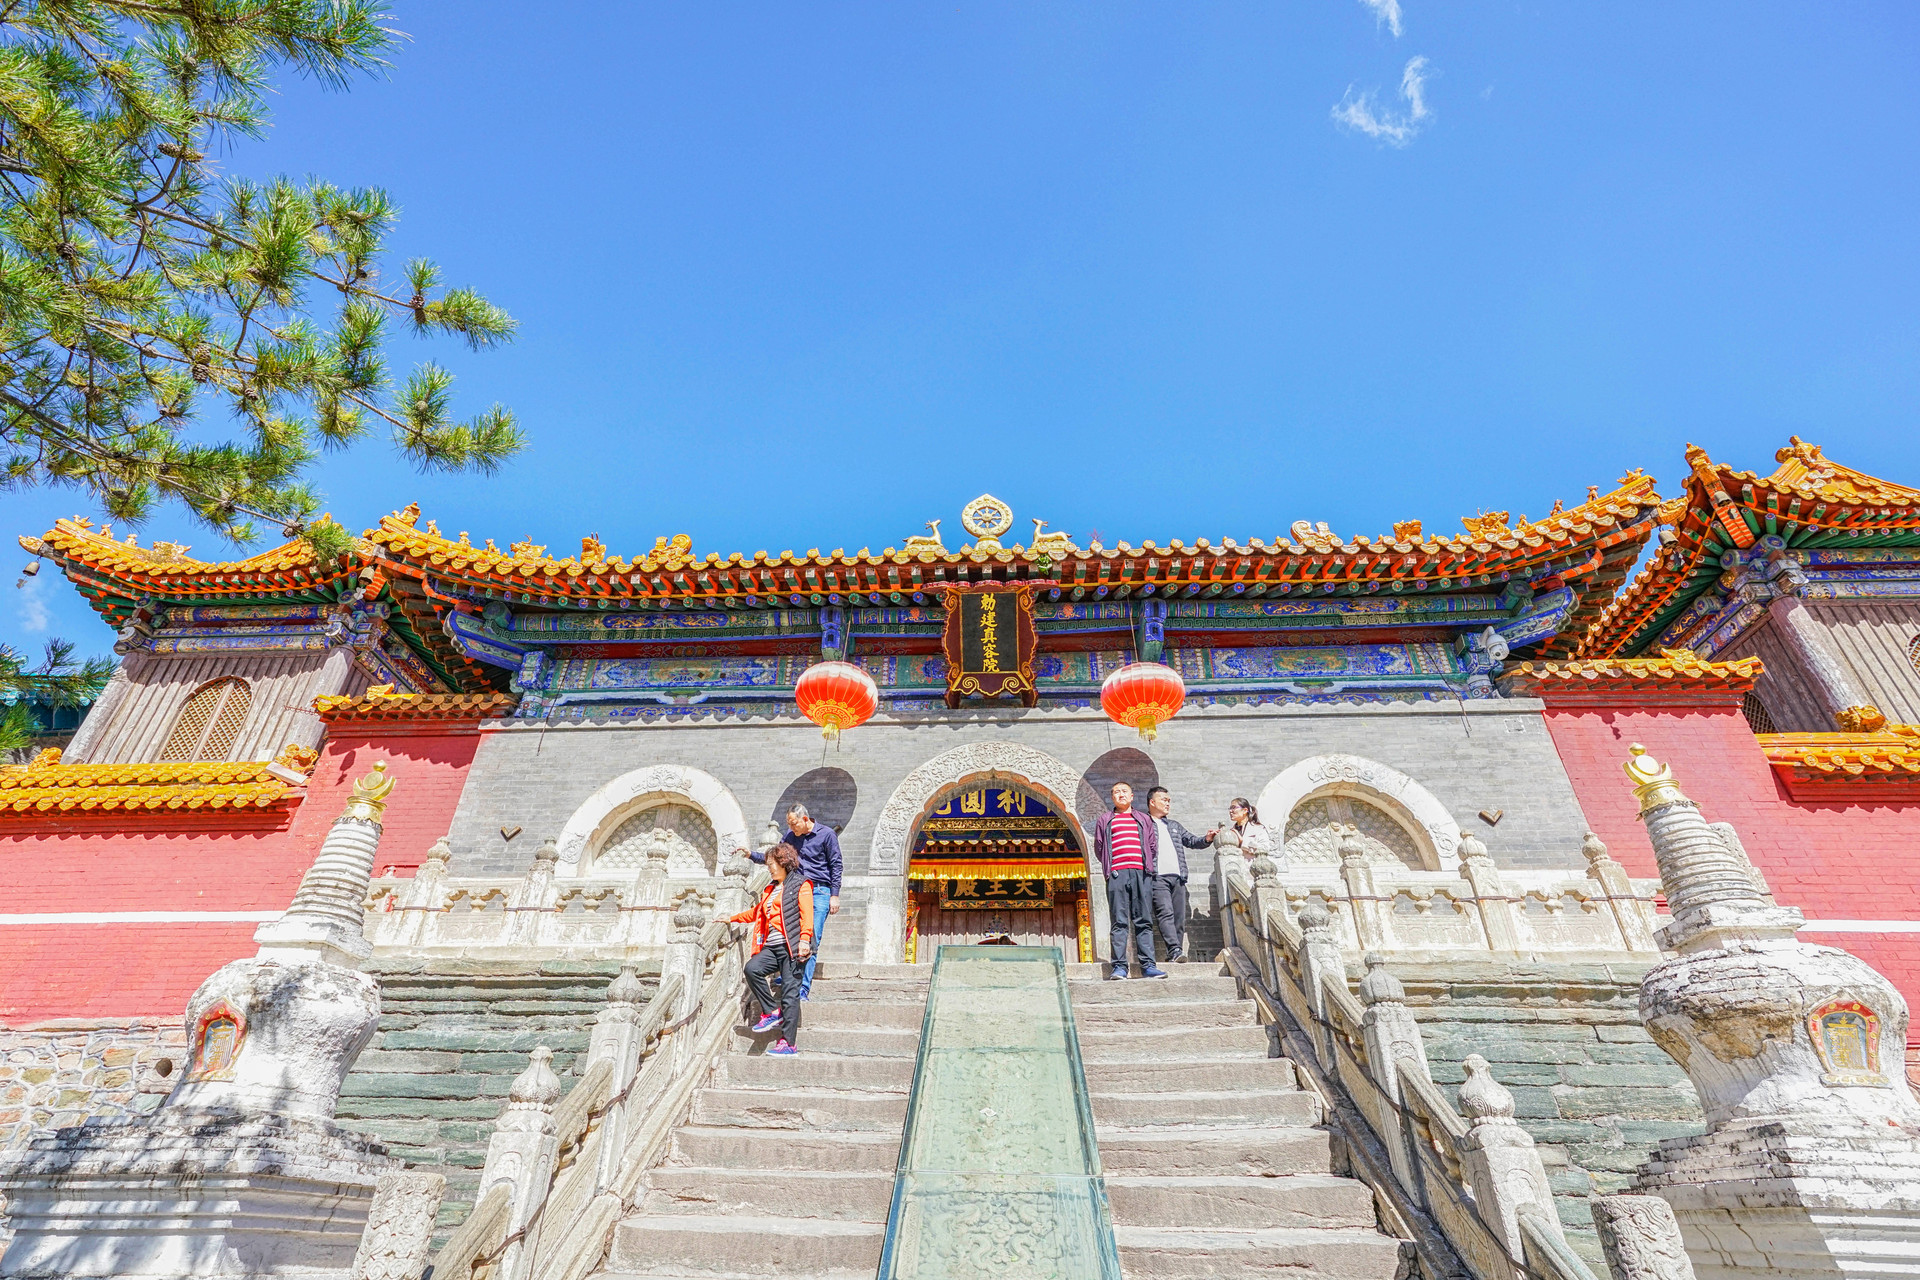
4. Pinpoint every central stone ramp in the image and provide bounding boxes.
[1071,964,1411,1279]
[877,945,1124,1279]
